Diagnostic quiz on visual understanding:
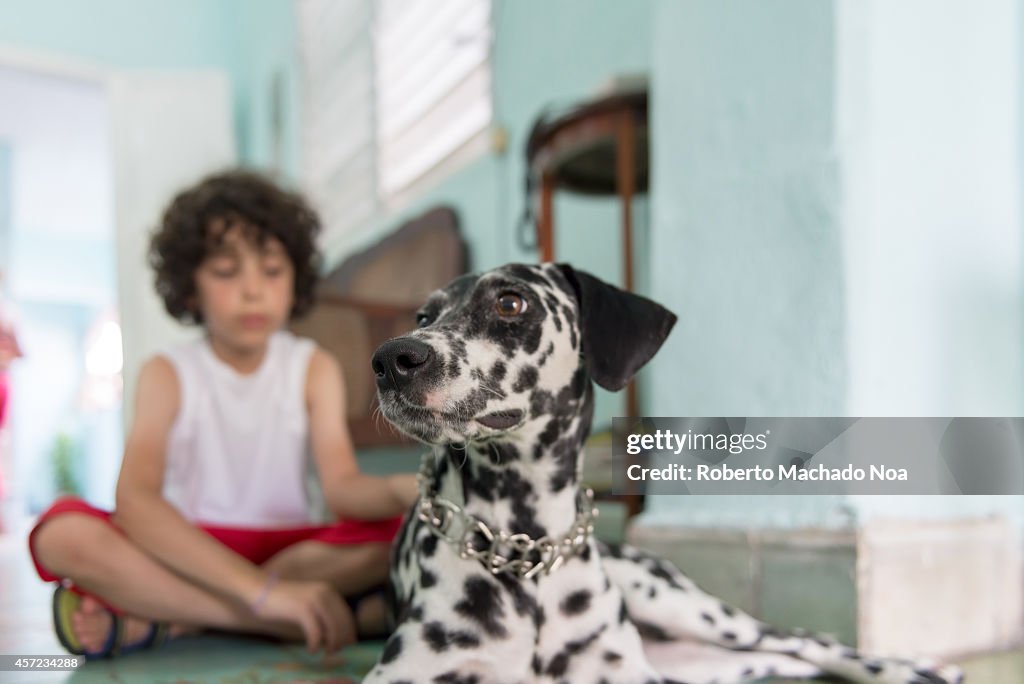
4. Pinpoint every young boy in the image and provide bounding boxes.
[29,170,417,658]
